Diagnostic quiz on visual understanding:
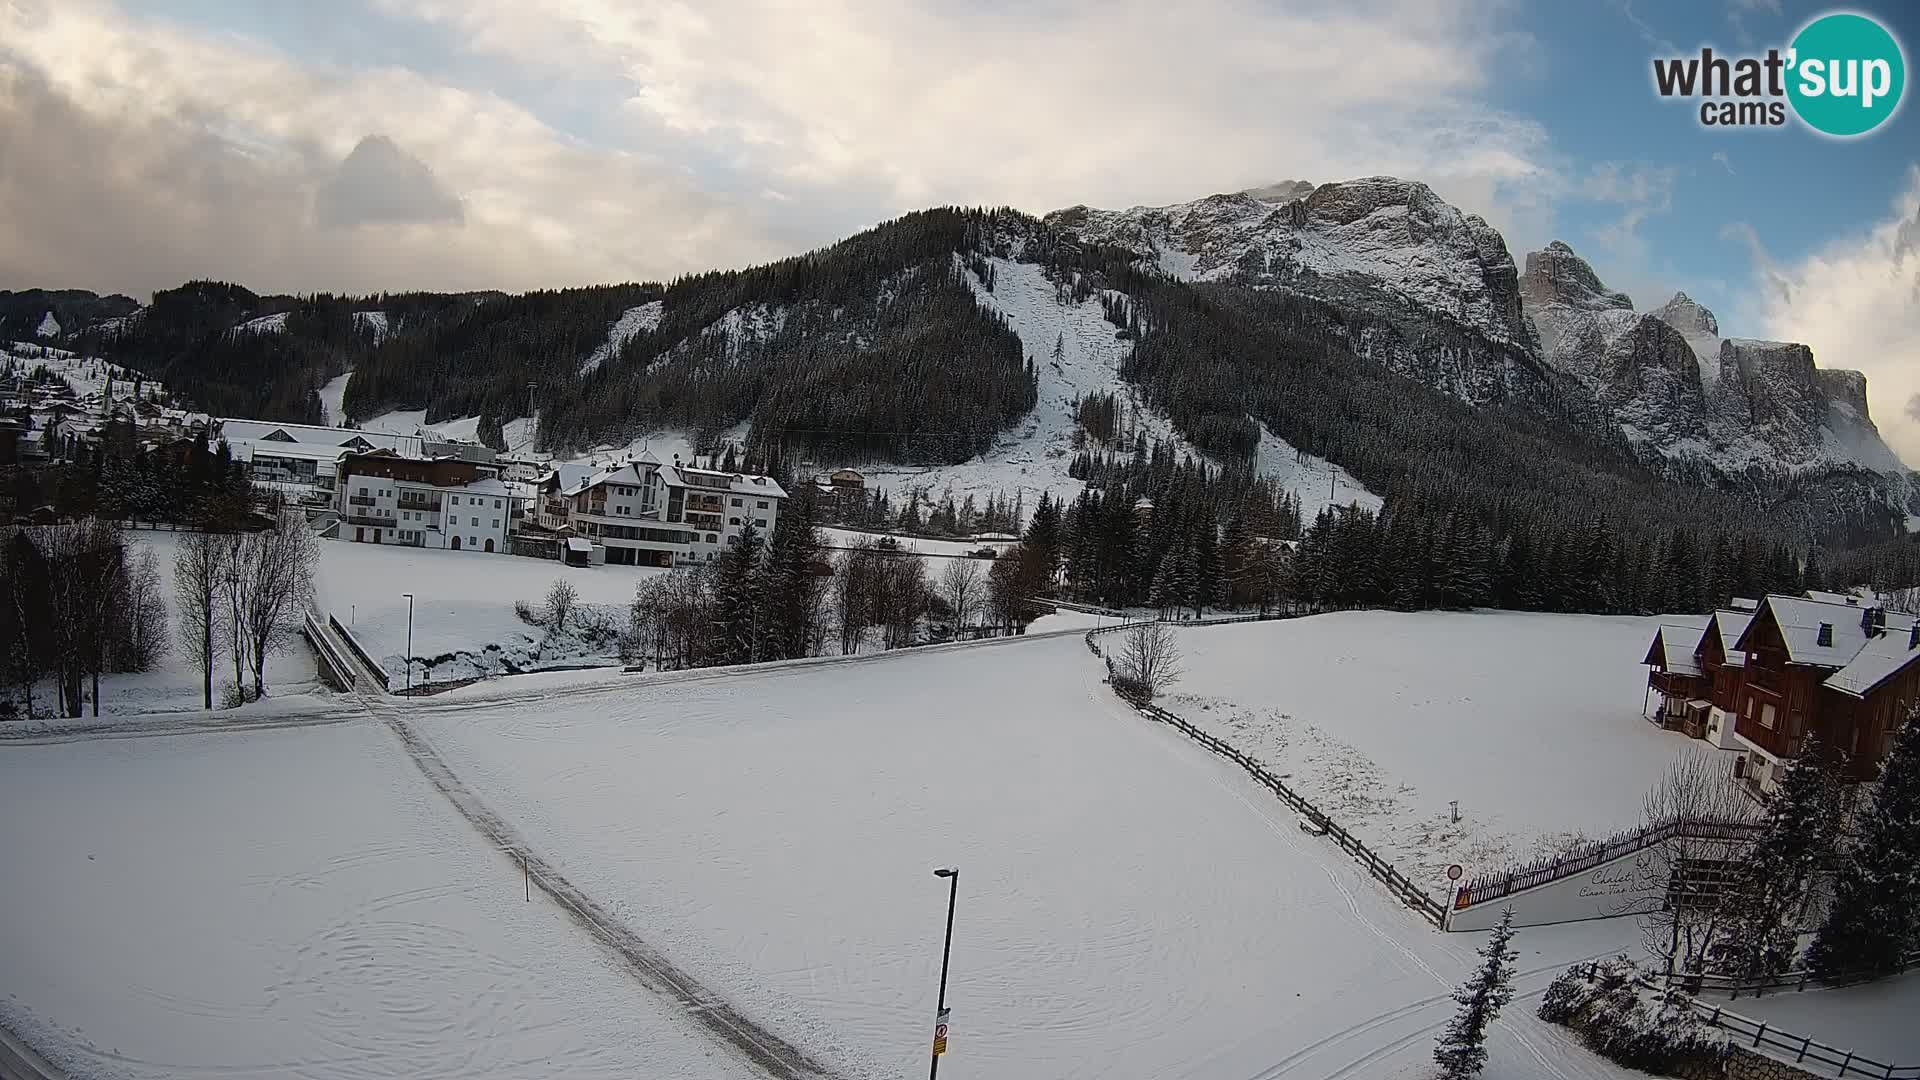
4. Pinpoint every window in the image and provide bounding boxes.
[493,499,501,509]
[729,517,740,526]
[726,535,738,545]
[757,500,768,509]
[471,516,480,526]
[450,496,459,505]
[706,533,717,543]
[731,497,742,506]
[357,486,367,495]
[1760,703,1777,730]
[491,519,499,528]
[469,536,477,548]
[755,519,767,529]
